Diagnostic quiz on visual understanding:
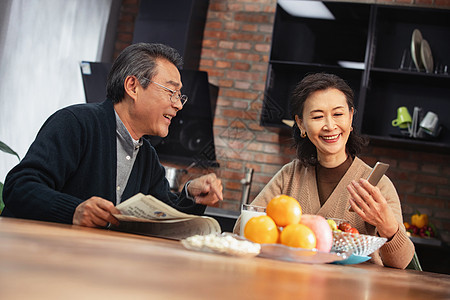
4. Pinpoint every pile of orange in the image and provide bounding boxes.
[244,195,317,249]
